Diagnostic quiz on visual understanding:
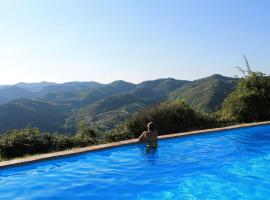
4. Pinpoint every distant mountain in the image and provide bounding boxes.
[40,80,136,107]
[108,80,136,91]
[64,78,190,132]
[0,75,239,134]
[15,81,57,92]
[132,78,189,102]
[169,74,238,113]
[130,87,164,102]
[0,81,104,105]
[0,85,9,90]
[0,80,139,133]
[0,99,67,133]
[65,93,146,131]
[138,78,189,93]
[0,86,34,105]
[82,93,143,115]
[38,81,104,96]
